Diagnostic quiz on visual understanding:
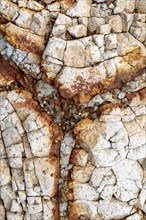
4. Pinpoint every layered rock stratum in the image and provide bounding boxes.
[0,0,146,219]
